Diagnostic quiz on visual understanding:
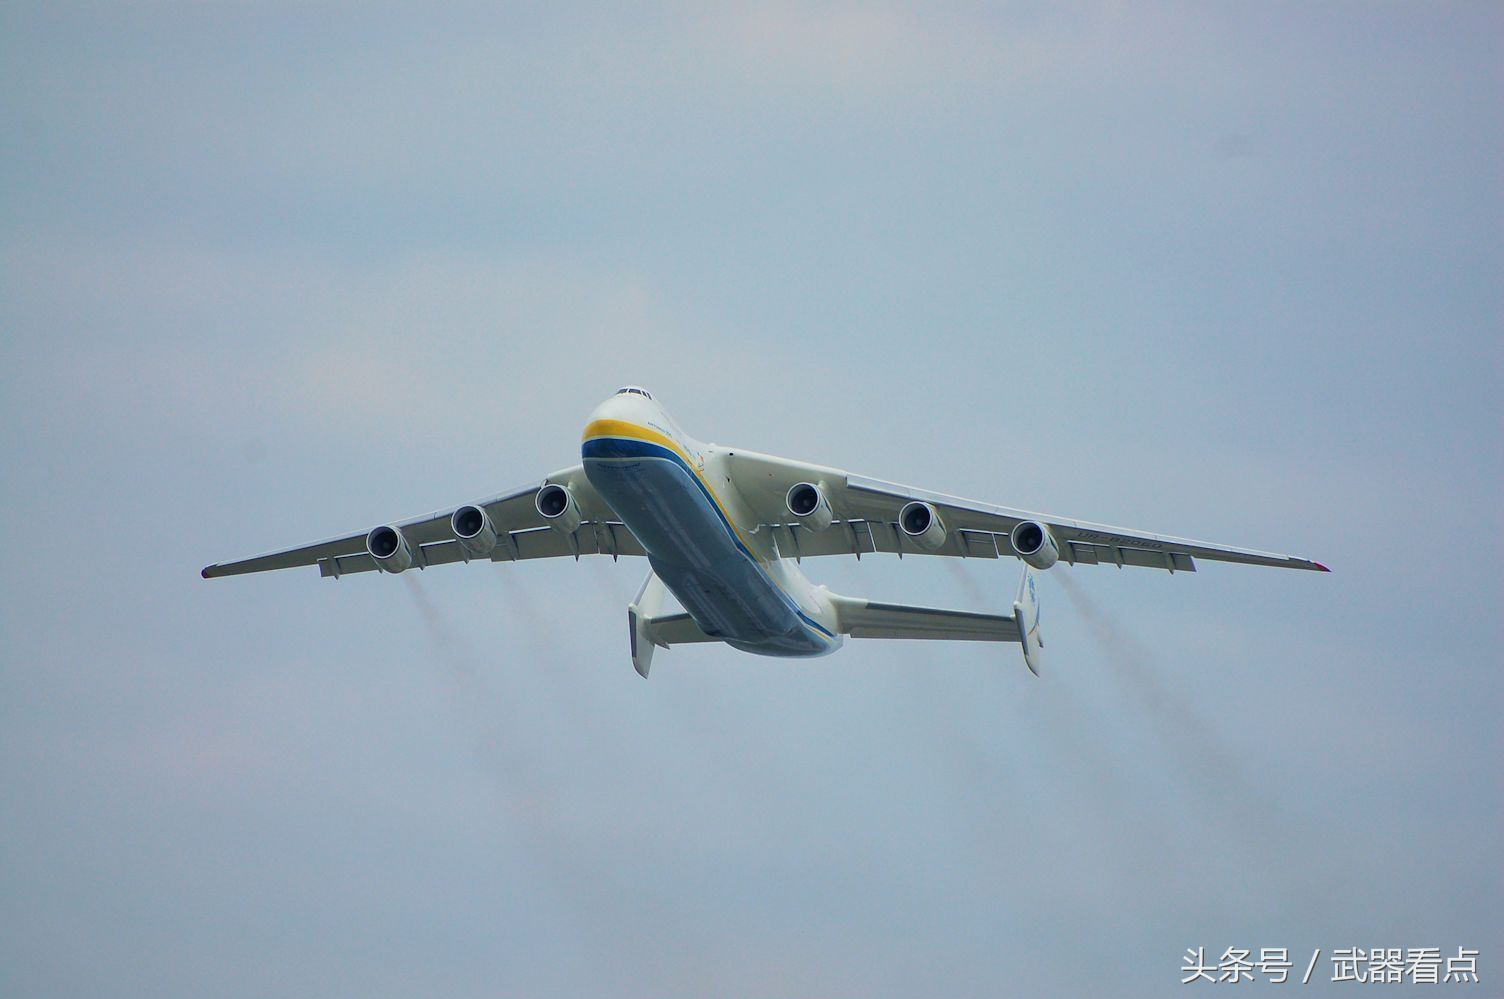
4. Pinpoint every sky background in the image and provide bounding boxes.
[2,3,1500,997]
